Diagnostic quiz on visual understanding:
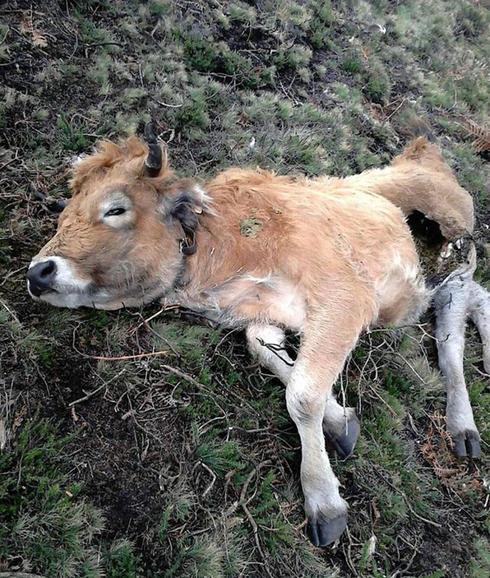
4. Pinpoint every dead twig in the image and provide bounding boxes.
[128,306,167,335]
[161,365,206,390]
[68,368,126,407]
[68,384,105,407]
[199,461,217,497]
[71,325,169,362]
[86,350,169,361]
[0,573,48,578]
[149,95,183,108]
